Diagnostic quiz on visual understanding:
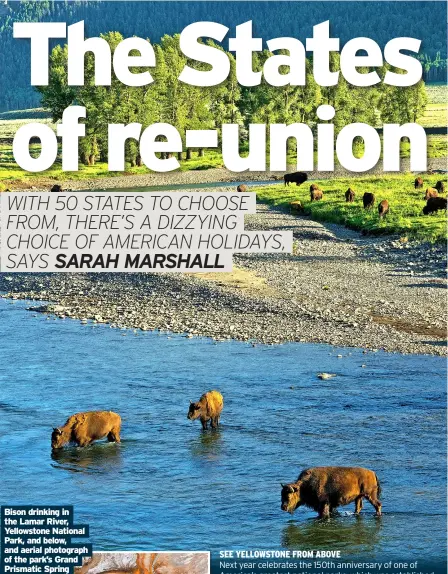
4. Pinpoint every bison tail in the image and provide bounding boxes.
[375,474,382,498]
